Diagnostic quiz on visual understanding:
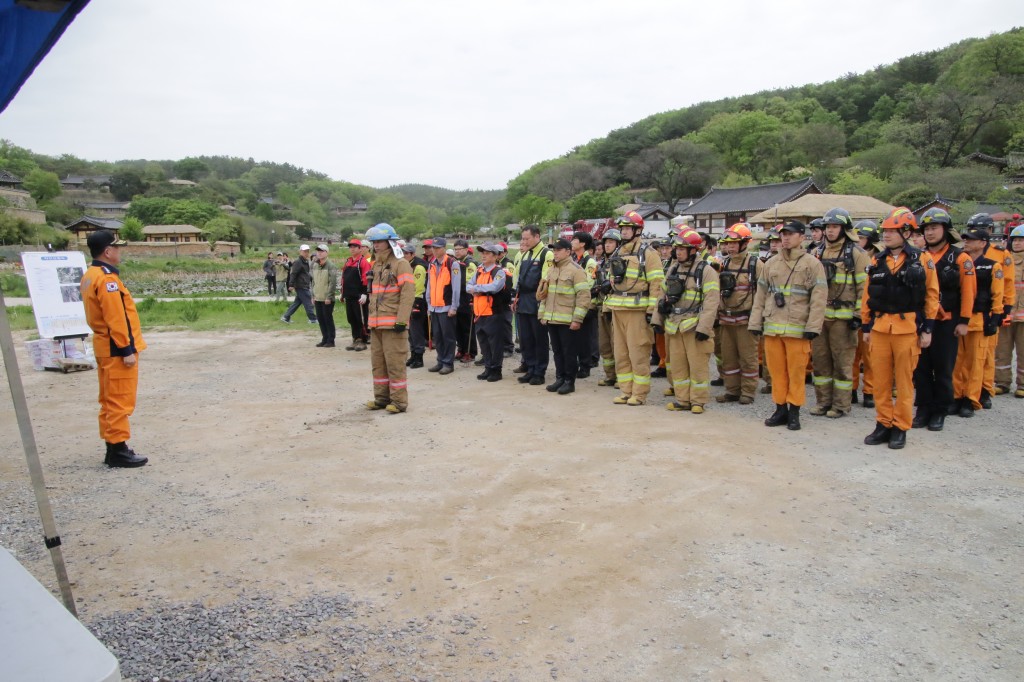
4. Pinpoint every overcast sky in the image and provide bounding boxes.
[1,1,1021,190]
